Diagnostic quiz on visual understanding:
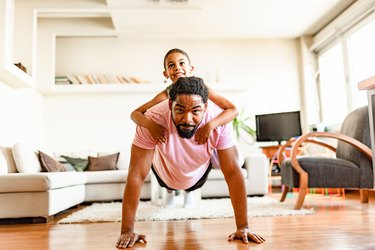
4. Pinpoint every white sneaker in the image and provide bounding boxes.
[164,190,175,208]
[183,191,197,208]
